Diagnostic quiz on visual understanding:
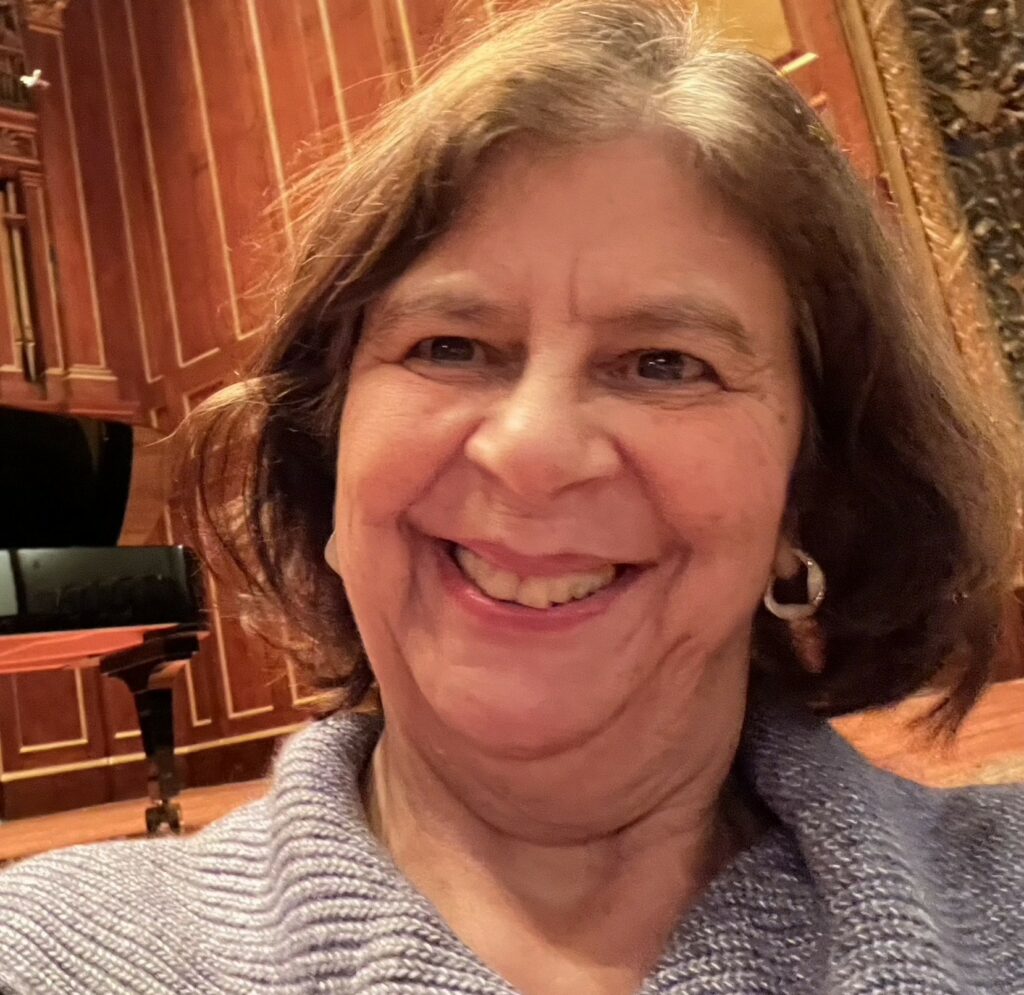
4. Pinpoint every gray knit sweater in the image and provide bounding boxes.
[1,692,1022,994]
